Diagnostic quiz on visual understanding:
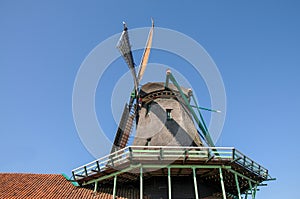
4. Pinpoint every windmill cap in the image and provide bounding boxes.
[139,82,190,98]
